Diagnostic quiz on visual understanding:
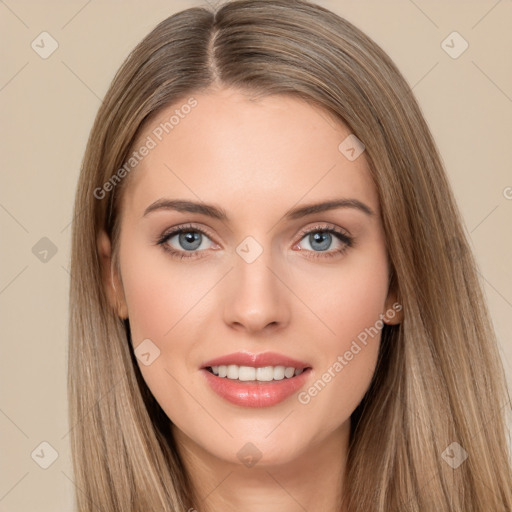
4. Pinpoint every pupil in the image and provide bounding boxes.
[180,231,201,250]
[311,232,331,251]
